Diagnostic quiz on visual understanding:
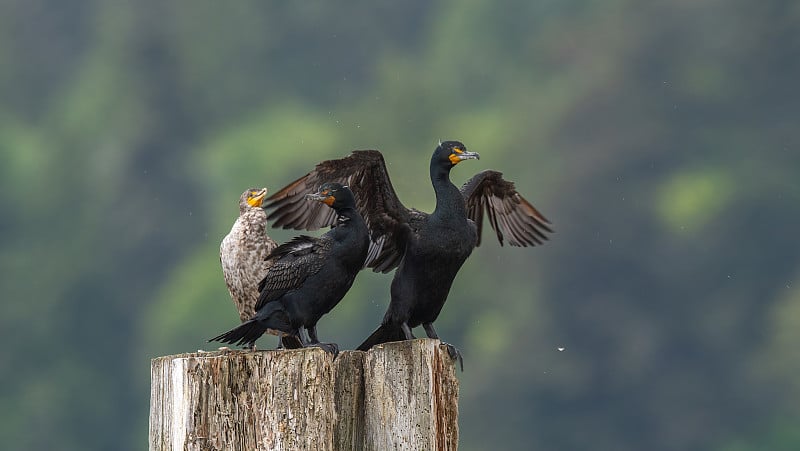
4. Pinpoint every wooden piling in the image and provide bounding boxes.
[149,339,459,450]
